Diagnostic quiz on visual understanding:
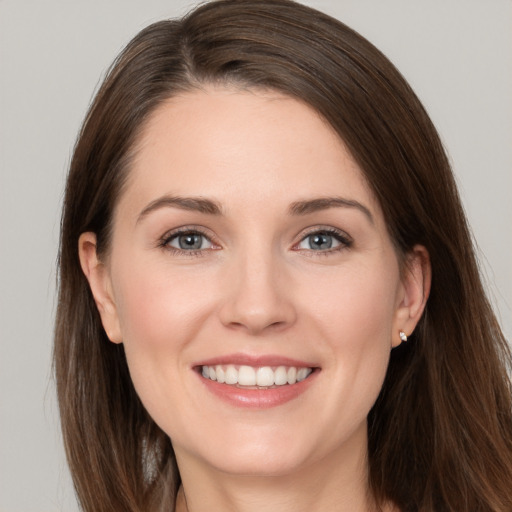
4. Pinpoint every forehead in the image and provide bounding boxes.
[117,86,381,222]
